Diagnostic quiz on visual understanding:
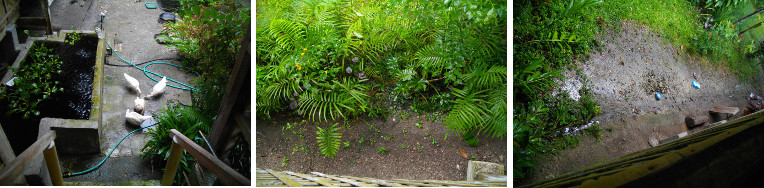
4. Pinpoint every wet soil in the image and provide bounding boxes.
[523,20,764,184]
[255,111,508,181]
